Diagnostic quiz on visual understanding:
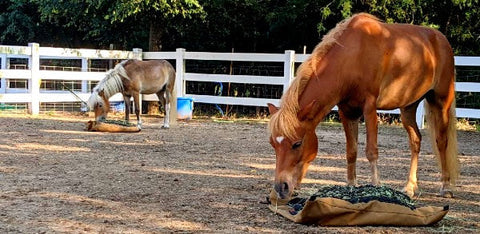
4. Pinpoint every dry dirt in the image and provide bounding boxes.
[0,113,479,233]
